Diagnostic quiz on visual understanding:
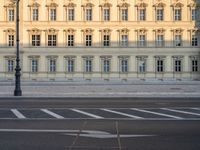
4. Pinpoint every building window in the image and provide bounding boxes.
[31,59,38,73]
[103,59,110,73]
[49,59,56,72]
[174,60,182,72]
[156,35,164,47]
[68,8,74,21]
[156,9,164,21]
[191,34,198,46]
[33,8,39,21]
[138,35,146,47]
[67,35,74,47]
[174,35,182,47]
[192,9,198,21]
[121,9,128,21]
[138,60,146,73]
[120,59,128,73]
[32,35,40,46]
[103,35,110,47]
[67,59,75,73]
[191,59,198,72]
[50,8,56,21]
[121,35,128,47]
[8,9,14,21]
[85,35,92,46]
[104,9,110,21]
[174,9,181,21]
[8,35,14,47]
[84,59,92,72]
[7,59,14,73]
[156,59,164,72]
[86,8,92,21]
[48,35,57,46]
[139,9,146,21]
